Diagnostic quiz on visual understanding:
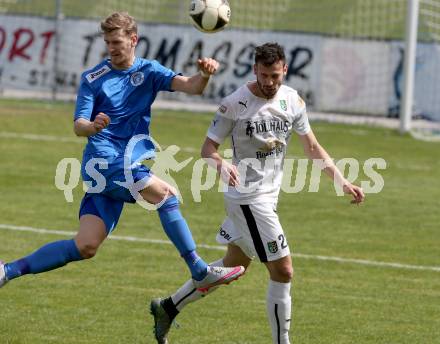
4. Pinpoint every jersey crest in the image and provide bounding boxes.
[85,65,111,83]
[280,99,287,111]
[130,72,144,86]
